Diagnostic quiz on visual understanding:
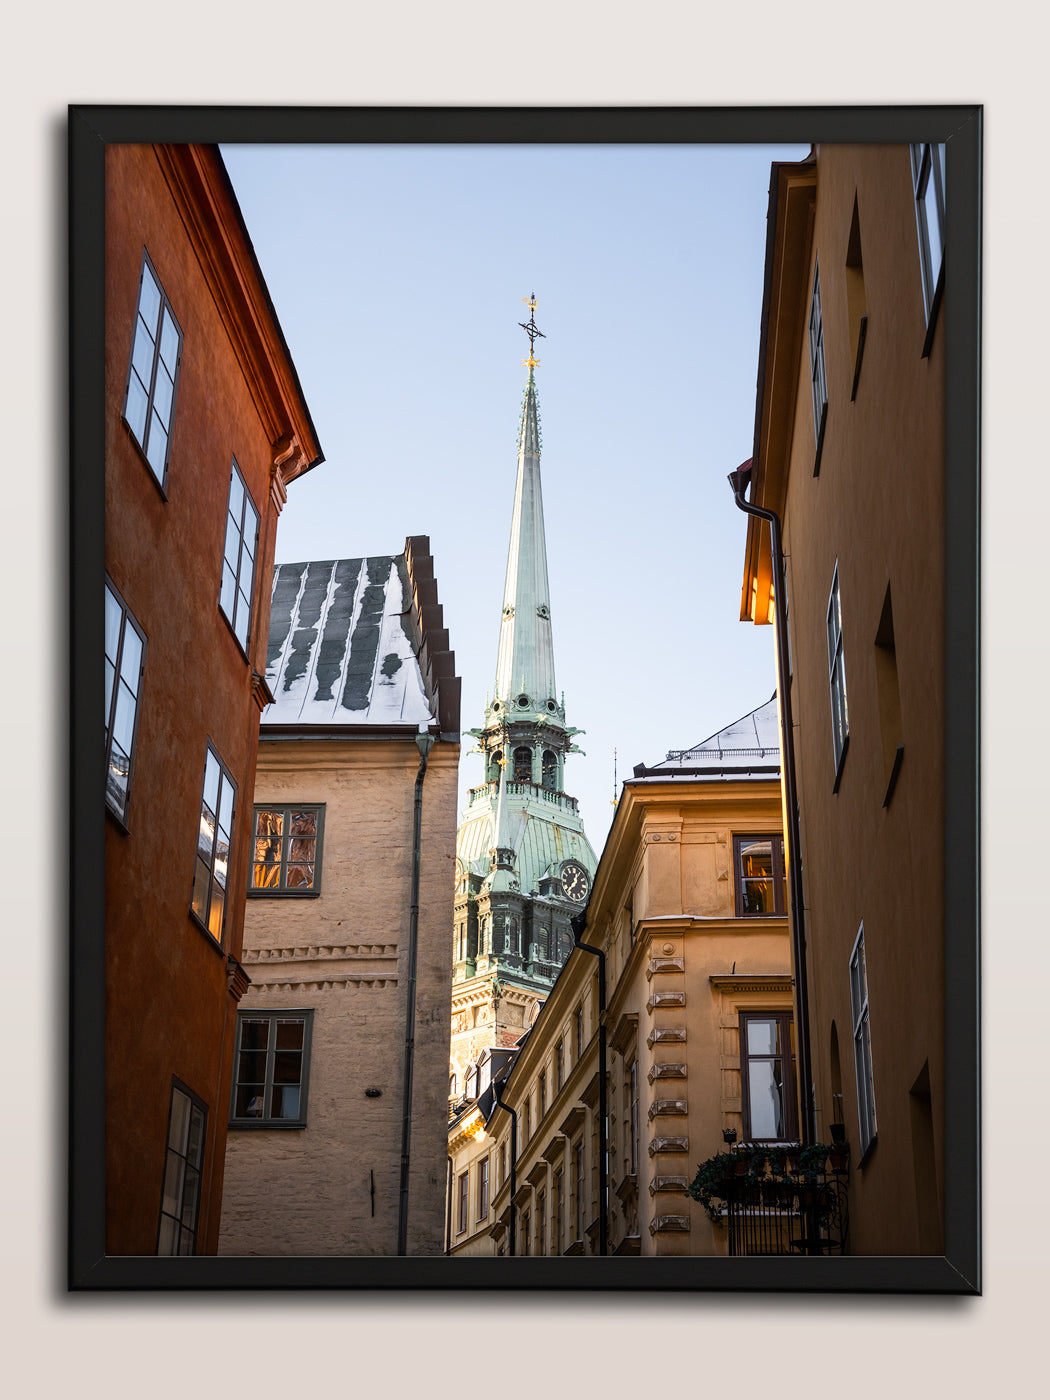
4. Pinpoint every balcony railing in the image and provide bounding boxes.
[687,1142,850,1256]
[468,780,579,814]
